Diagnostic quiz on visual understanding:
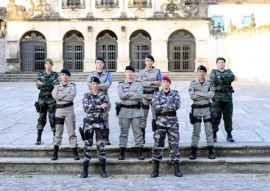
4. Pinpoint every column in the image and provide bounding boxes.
[120,0,127,18]
[153,0,163,18]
